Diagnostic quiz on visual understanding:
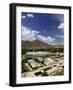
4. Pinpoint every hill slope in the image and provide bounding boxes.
[22,40,54,49]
